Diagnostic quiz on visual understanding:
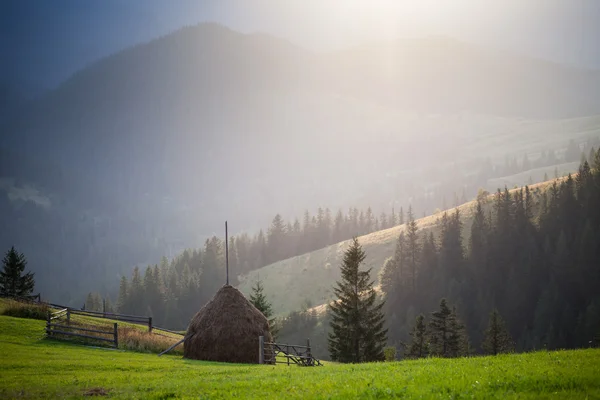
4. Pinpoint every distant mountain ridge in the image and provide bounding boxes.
[1,23,599,304]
